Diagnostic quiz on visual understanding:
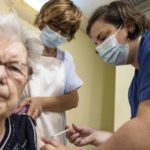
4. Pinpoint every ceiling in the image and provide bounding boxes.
[73,0,114,32]
[4,0,150,32]
[4,0,115,32]
[73,0,113,19]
